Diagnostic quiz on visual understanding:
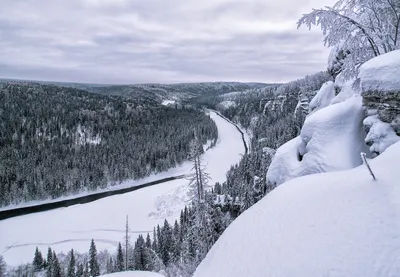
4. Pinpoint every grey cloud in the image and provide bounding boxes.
[0,0,335,84]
